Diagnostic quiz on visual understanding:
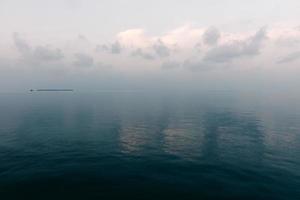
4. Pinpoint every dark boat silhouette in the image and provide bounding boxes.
[30,89,74,92]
